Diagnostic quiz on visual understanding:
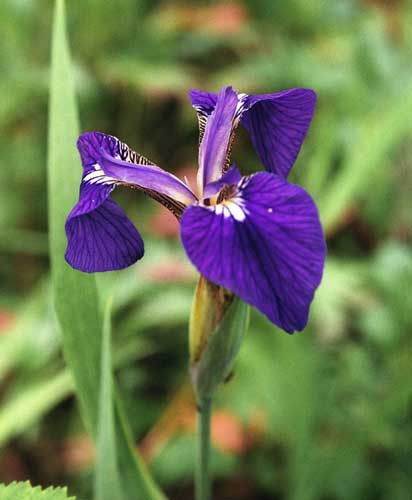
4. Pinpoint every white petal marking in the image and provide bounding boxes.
[83,164,116,186]
[211,199,247,222]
